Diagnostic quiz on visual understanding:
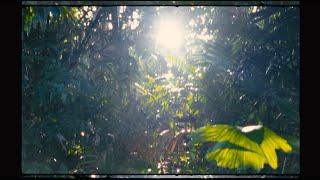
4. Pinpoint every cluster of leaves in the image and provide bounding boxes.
[22,6,145,174]
[183,6,299,174]
[131,6,299,174]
